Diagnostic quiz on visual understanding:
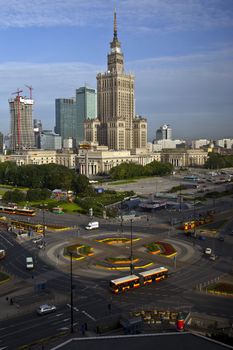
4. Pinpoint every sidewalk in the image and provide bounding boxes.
[0,277,66,321]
